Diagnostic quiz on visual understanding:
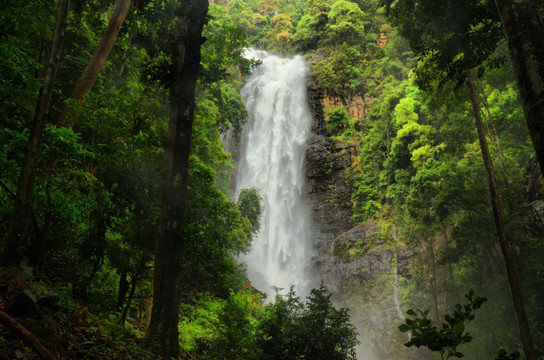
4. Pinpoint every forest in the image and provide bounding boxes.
[0,0,543,359]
